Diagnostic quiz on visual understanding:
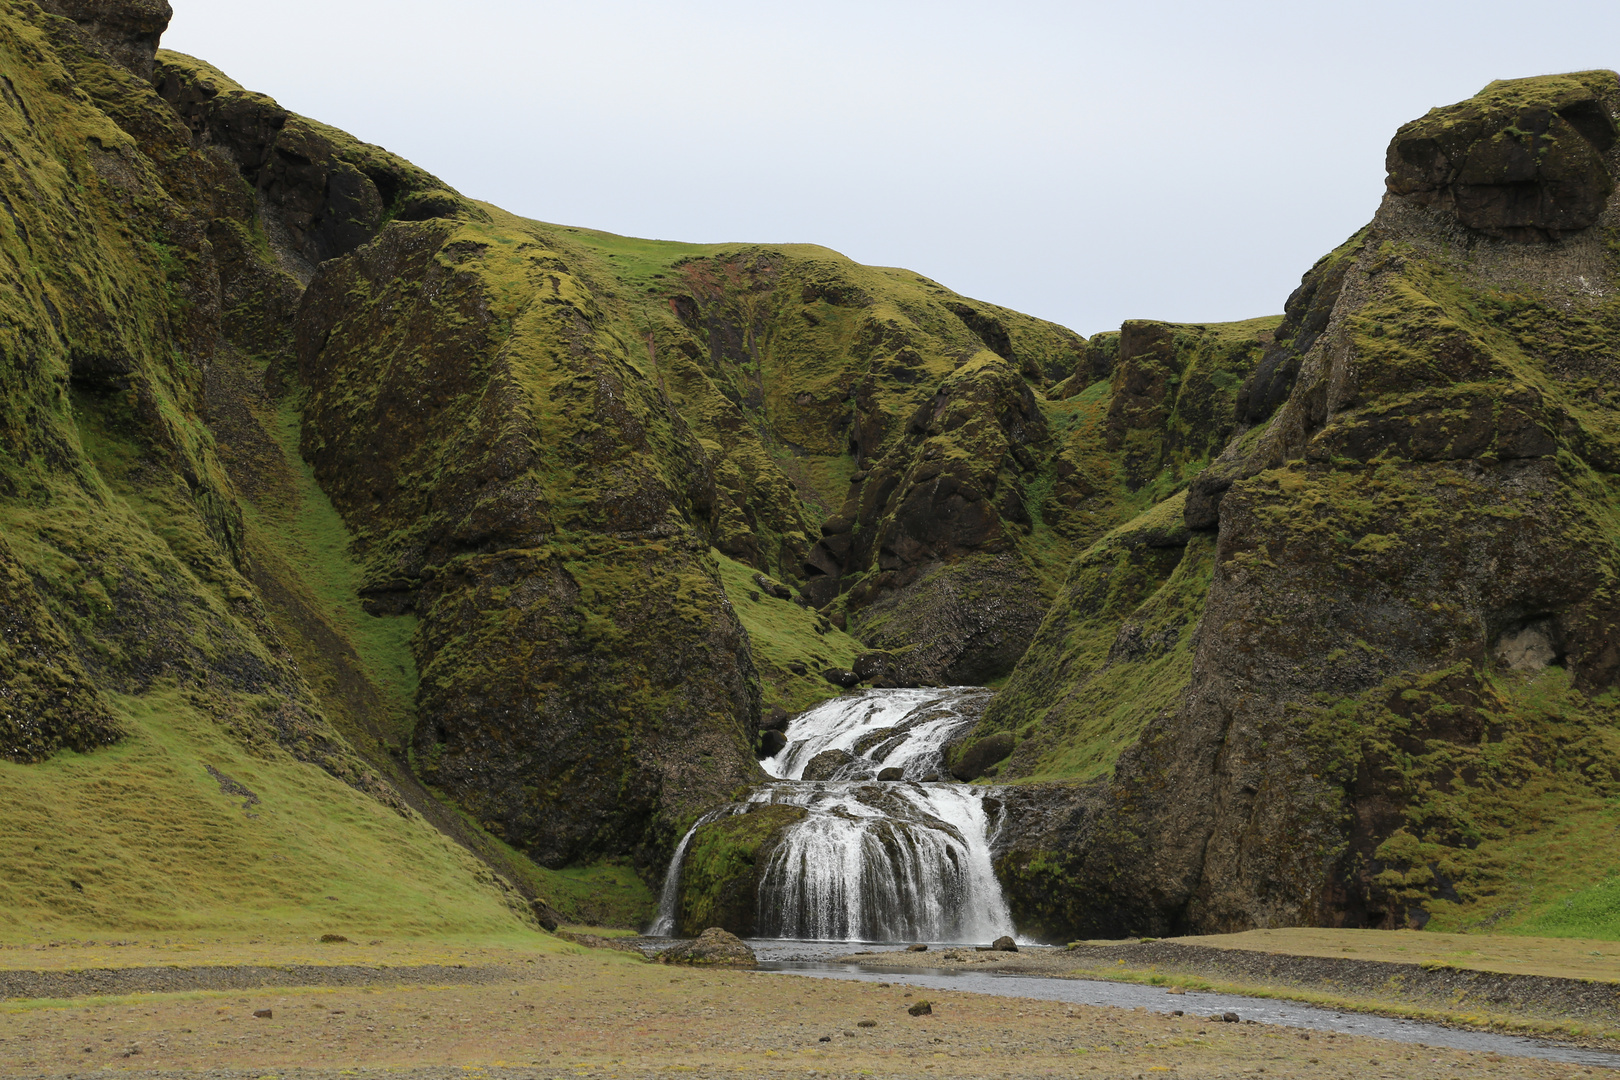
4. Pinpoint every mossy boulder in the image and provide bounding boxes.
[675,804,806,936]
